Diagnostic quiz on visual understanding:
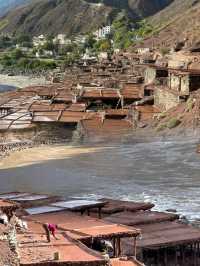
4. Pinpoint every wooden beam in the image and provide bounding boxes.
[133,237,137,258]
